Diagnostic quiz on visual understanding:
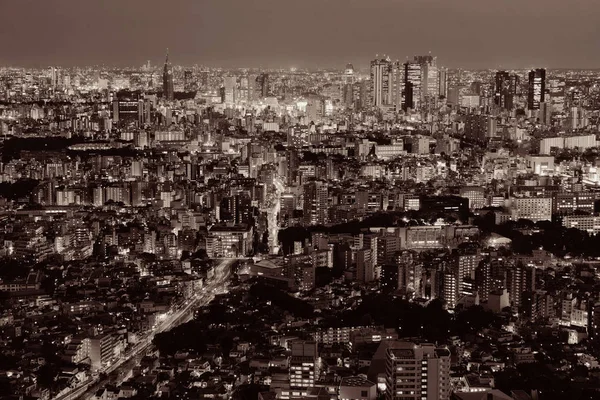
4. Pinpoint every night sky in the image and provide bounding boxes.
[1,0,599,69]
